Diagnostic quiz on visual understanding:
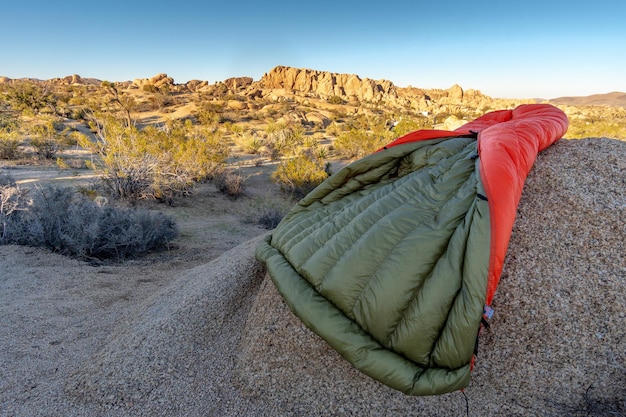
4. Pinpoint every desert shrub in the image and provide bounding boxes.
[243,197,292,229]
[325,122,344,137]
[213,169,246,199]
[224,122,246,135]
[233,131,263,154]
[315,145,329,160]
[1,184,177,260]
[147,92,173,111]
[2,80,57,115]
[28,117,68,159]
[0,133,22,160]
[0,112,20,131]
[0,112,23,159]
[271,154,330,199]
[99,81,137,127]
[97,153,156,203]
[566,118,626,139]
[195,101,226,128]
[142,84,158,93]
[79,114,229,204]
[327,95,344,105]
[391,117,430,137]
[303,134,319,148]
[333,128,389,159]
[69,107,86,120]
[264,124,305,158]
[29,137,63,159]
[0,173,27,242]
